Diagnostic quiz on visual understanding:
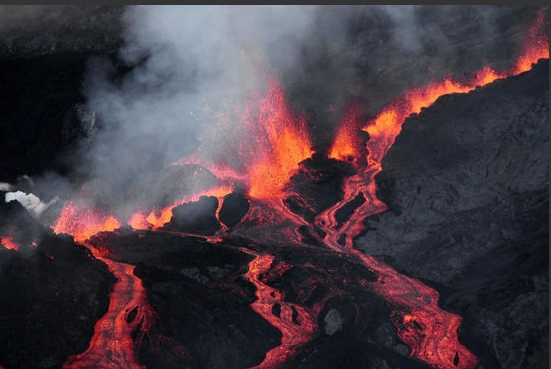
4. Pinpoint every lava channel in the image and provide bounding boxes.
[318,10,548,369]
[241,250,319,369]
[52,203,153,369]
